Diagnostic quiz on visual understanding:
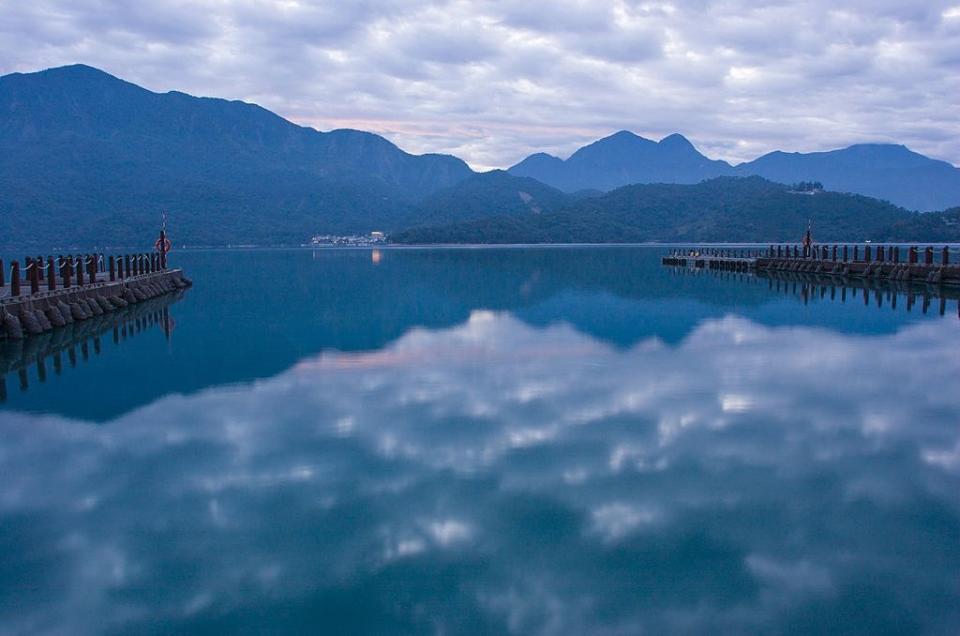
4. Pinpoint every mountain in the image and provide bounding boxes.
[510,133,960,212]
[510,131,734,192]
[392,177,916,244]
[401,170,572,229]
[736,144,960,212]
[883,207,960,242]
[0,64,473,247]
